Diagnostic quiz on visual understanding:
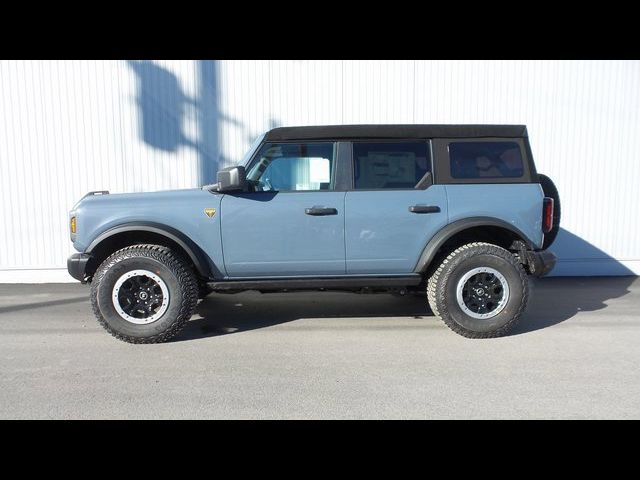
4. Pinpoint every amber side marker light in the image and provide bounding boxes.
[70,216,77,234]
